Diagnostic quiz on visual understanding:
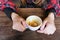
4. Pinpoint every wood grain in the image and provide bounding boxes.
[0,8,60,40]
